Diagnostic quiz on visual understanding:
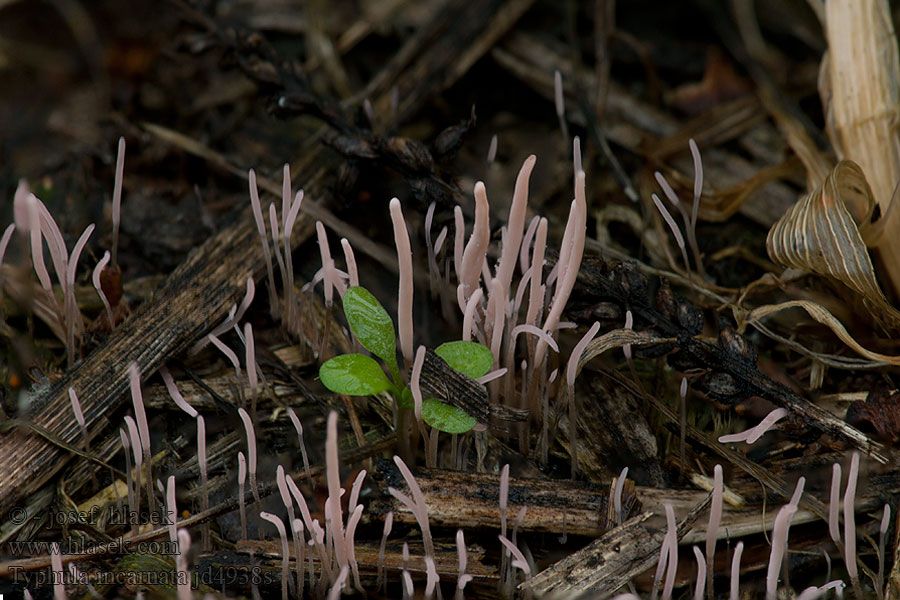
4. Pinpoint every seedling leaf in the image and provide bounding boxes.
[399,386,413,411]
[319,354,392,396]
[434,341,493,379]
[343,287,398,372]
[422,397,477,434]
